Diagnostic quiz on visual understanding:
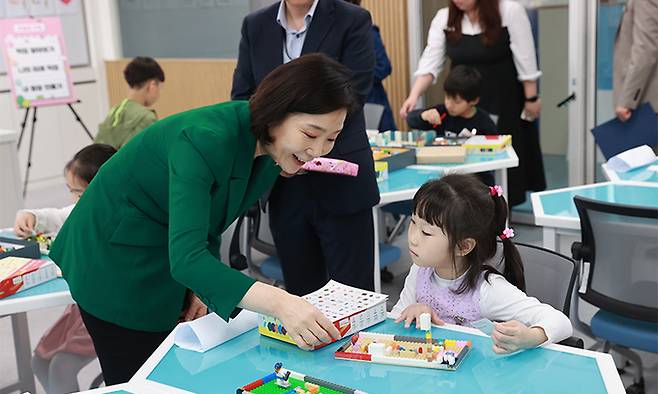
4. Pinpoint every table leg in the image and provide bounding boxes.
[373,206,381,293]
[0,313,36,394]
[542,227,557,251]
[495,168,509,202]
